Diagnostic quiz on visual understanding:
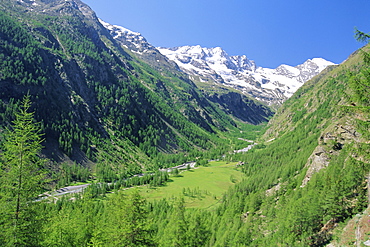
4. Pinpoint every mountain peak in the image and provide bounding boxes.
[303,57,335,69]
[158,45,335,105]
[99,19,142,39]
[98,19,335,106]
